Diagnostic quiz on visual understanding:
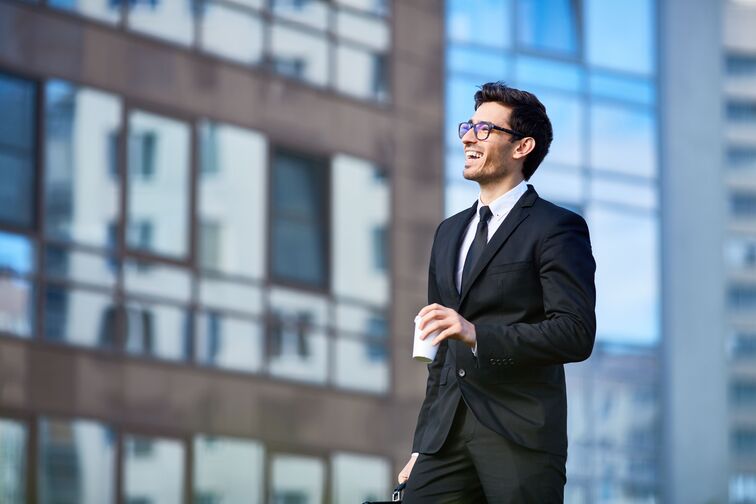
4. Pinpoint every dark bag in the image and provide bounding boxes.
[362,482,405,503]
